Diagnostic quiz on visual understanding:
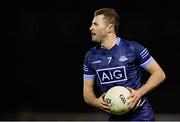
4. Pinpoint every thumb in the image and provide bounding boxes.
[126,87,133,99]
[126,87,133,93]
[100,93,106,99]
